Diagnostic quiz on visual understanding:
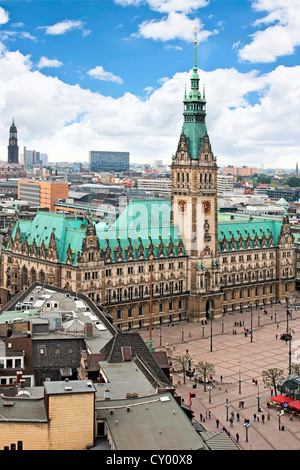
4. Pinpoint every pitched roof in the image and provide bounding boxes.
[100,332,172,389]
